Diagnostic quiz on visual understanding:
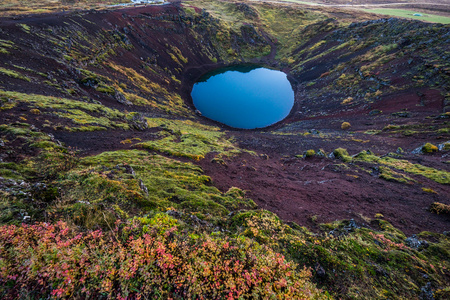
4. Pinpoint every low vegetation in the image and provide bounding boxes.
[429,202,450,215]
[363,8,450,24]
[0,218,328,299]
[353,151,450,184]
[340,122,351,130]
[0,0,128,17]
[137,119,245,161]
